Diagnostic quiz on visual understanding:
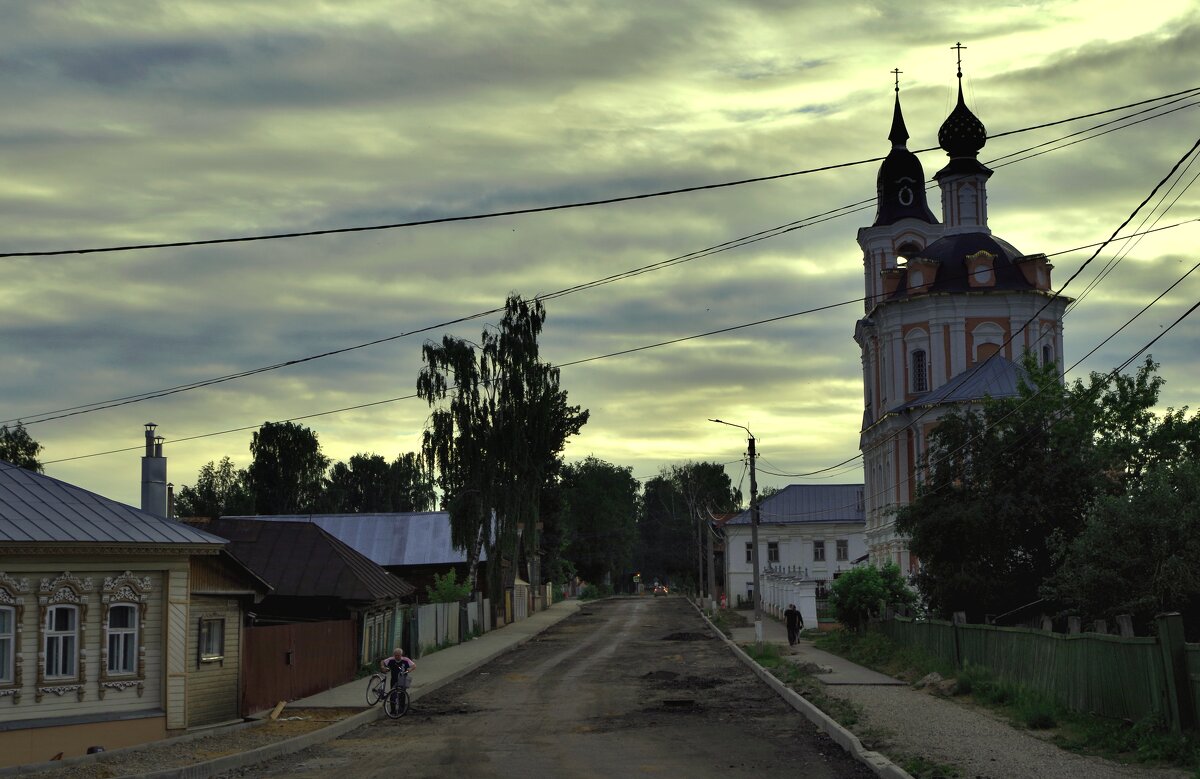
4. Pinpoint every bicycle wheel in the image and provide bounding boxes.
[365,674,386,706]
[384,687,410,719]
